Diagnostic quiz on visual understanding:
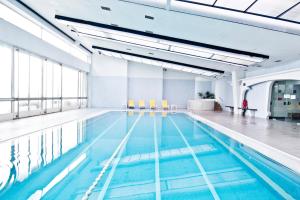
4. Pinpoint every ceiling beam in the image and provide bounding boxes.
[92,45,224,74]
[55,15,269,59]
